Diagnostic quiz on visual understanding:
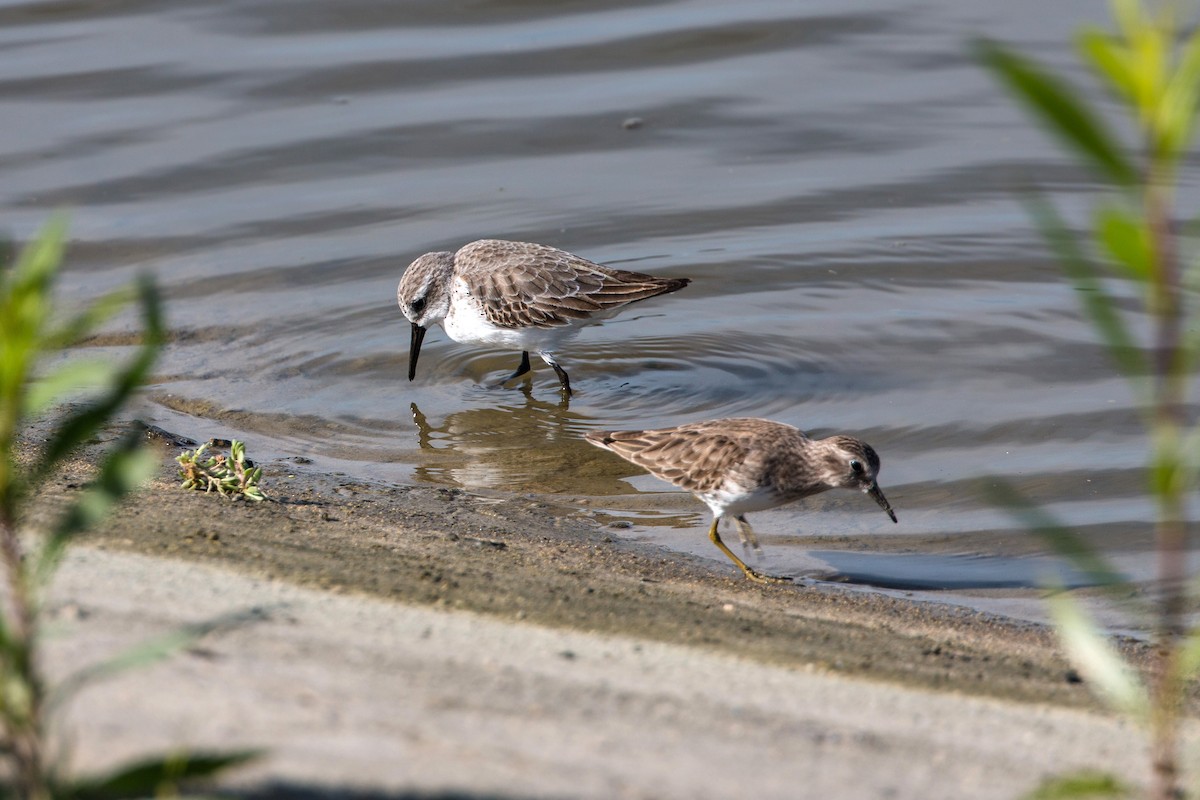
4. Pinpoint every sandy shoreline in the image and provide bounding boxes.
[21,421,1169,797]
[51,547,1153,800]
